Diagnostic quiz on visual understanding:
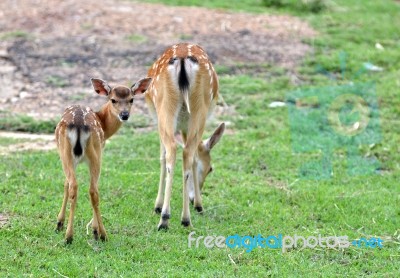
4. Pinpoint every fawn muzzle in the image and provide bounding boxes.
[119,111,130,121]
